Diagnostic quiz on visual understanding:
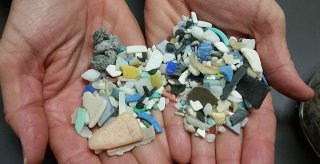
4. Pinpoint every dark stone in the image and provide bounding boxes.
[90,55,109,71]
[175,29,184,37]
[196,111,206,123]
[187,87,218,106]
[185,21,193,29]
[138,52,148,62]
[221,66,247,100]
[148,69,157,75]
[230,109,248,126]
[170,84,186,94]
[165,43,176,52]
[92,29,109,45]
[236,74,271,109]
